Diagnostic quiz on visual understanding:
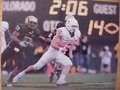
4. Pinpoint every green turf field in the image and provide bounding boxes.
[2,73,116,90]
